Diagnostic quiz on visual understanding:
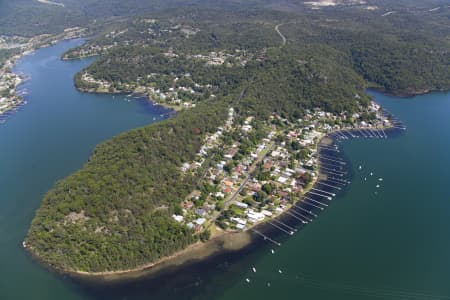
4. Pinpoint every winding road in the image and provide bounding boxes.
[275,23,287,46]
